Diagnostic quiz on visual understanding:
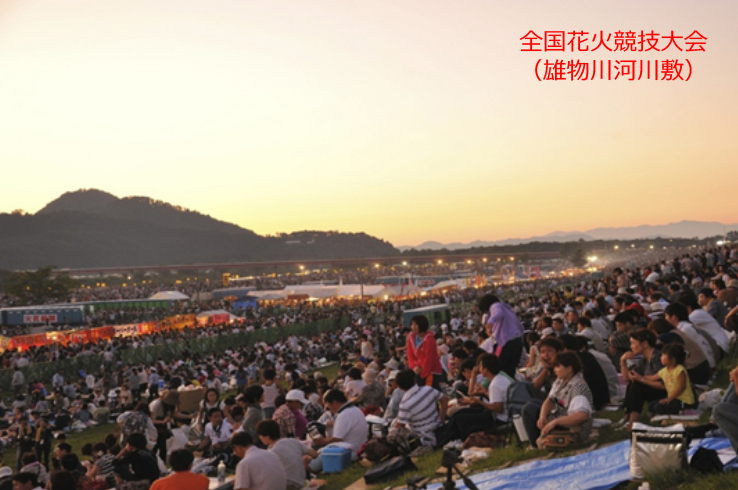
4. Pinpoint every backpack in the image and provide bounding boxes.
[506,381,541,419]
[362,438,395,463]
[122,411,149,439]
[689,447,723,473]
